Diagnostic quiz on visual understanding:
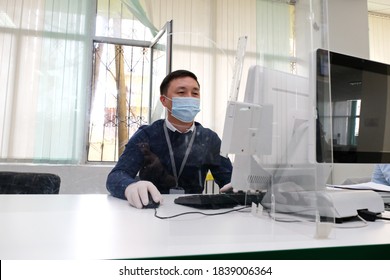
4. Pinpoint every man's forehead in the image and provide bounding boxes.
[169,77,199,89]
